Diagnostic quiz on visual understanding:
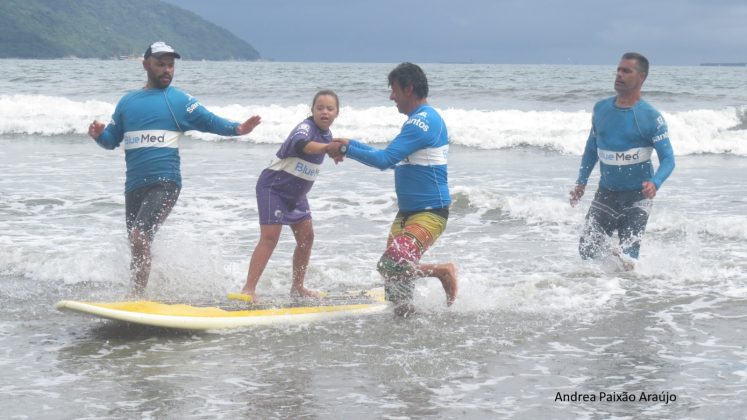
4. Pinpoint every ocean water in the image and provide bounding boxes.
[1,59,746,419]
